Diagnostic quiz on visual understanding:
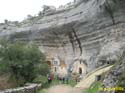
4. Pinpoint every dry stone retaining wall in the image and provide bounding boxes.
[0,84,41,93]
